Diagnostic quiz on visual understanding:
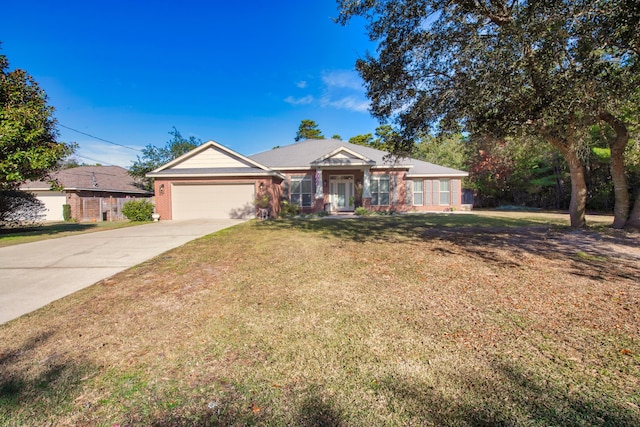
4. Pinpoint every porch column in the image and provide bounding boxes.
[363,168,372,198]
[315,169,323,199]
